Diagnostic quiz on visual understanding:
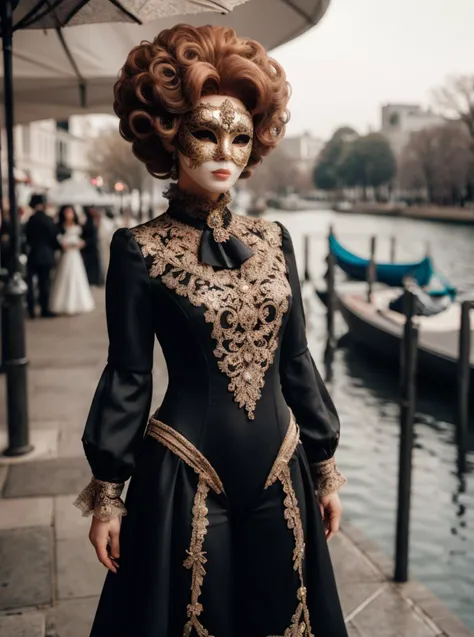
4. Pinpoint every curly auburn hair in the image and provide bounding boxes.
[113,24,290,180]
